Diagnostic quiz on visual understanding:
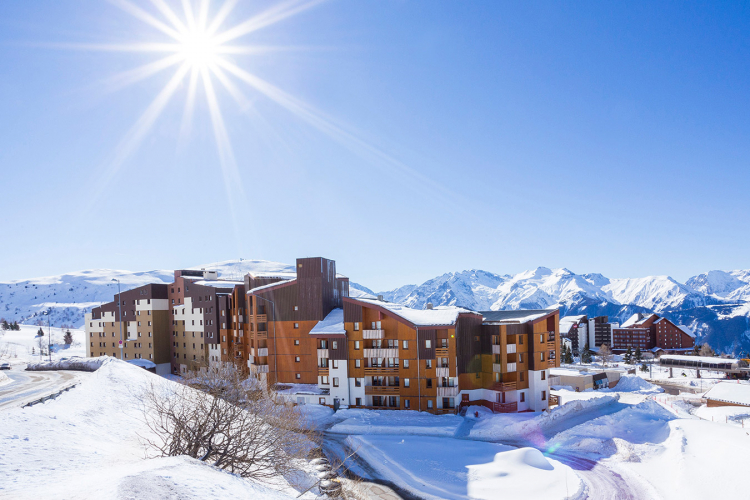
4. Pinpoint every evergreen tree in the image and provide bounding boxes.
[640,362,649,372]
[12,321,20,331]
[635,347,642,362]
[581,341,592,364]
[36,327,44,337]
[63,330,73,345]
[624,347,633,364]
[0,319,8,331]
[564,345,574,364]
